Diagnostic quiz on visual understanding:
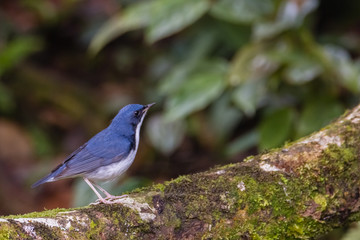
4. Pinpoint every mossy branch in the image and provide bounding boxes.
[2,105,360,239]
